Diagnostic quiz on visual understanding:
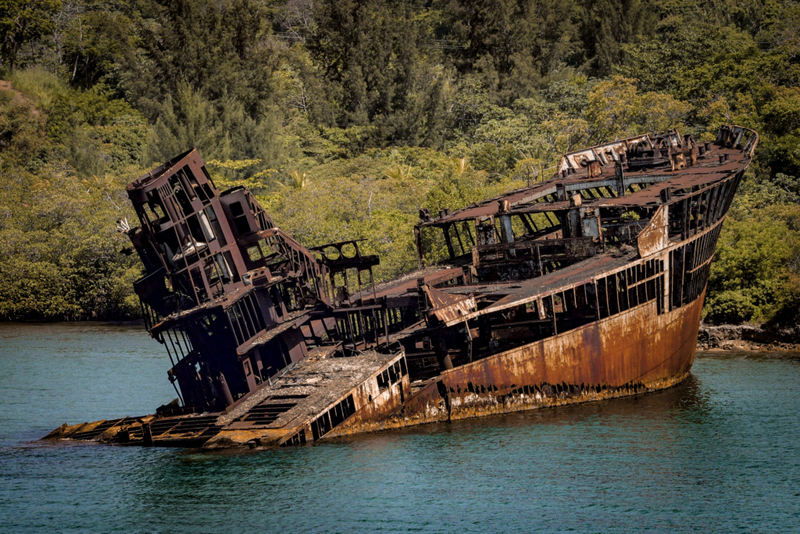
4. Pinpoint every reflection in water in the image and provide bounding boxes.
[1,326,799,533]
